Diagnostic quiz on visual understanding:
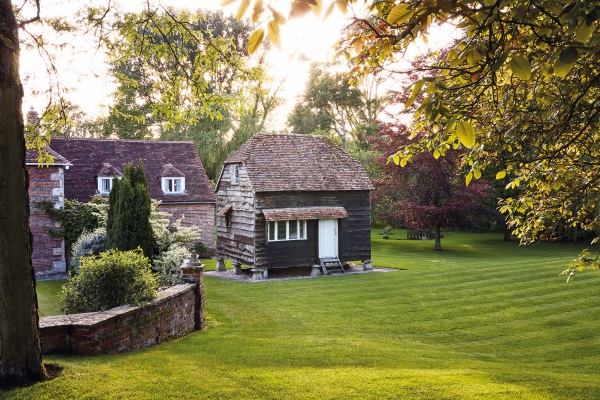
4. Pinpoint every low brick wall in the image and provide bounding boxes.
[40,283,205,355]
